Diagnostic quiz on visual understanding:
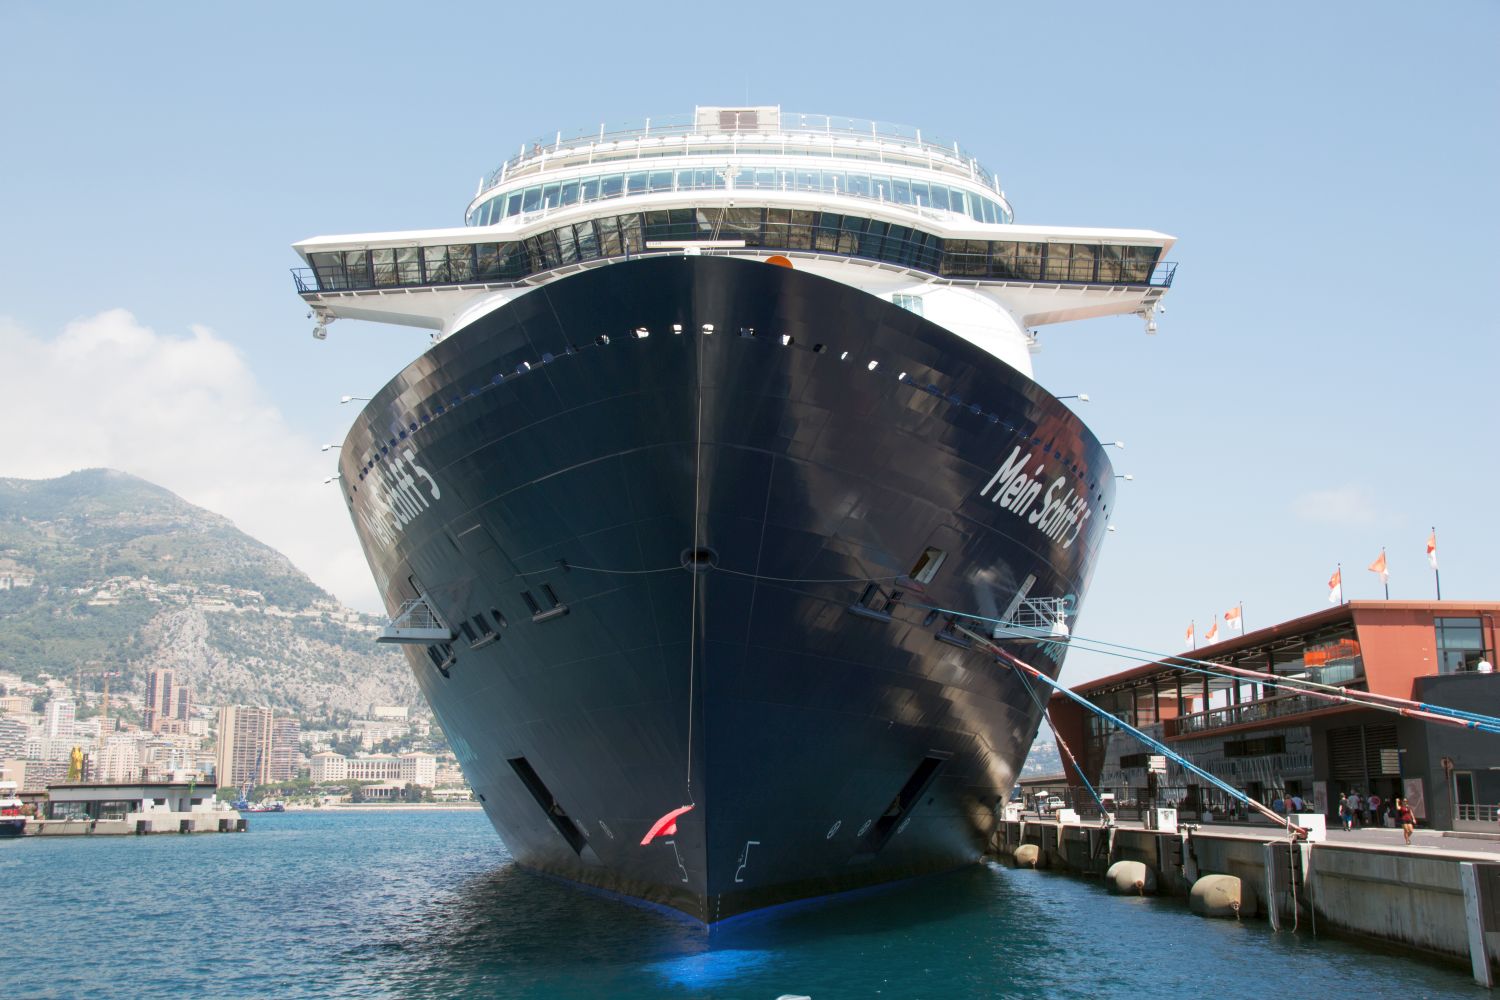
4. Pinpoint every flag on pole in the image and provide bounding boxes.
[1427,531,1438,570]
[1185,622,1194,646]
[1368,550,1388,585]
[1205,621,1219,644]
[1224,606,1243,631]
[1328,568,1342,604]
